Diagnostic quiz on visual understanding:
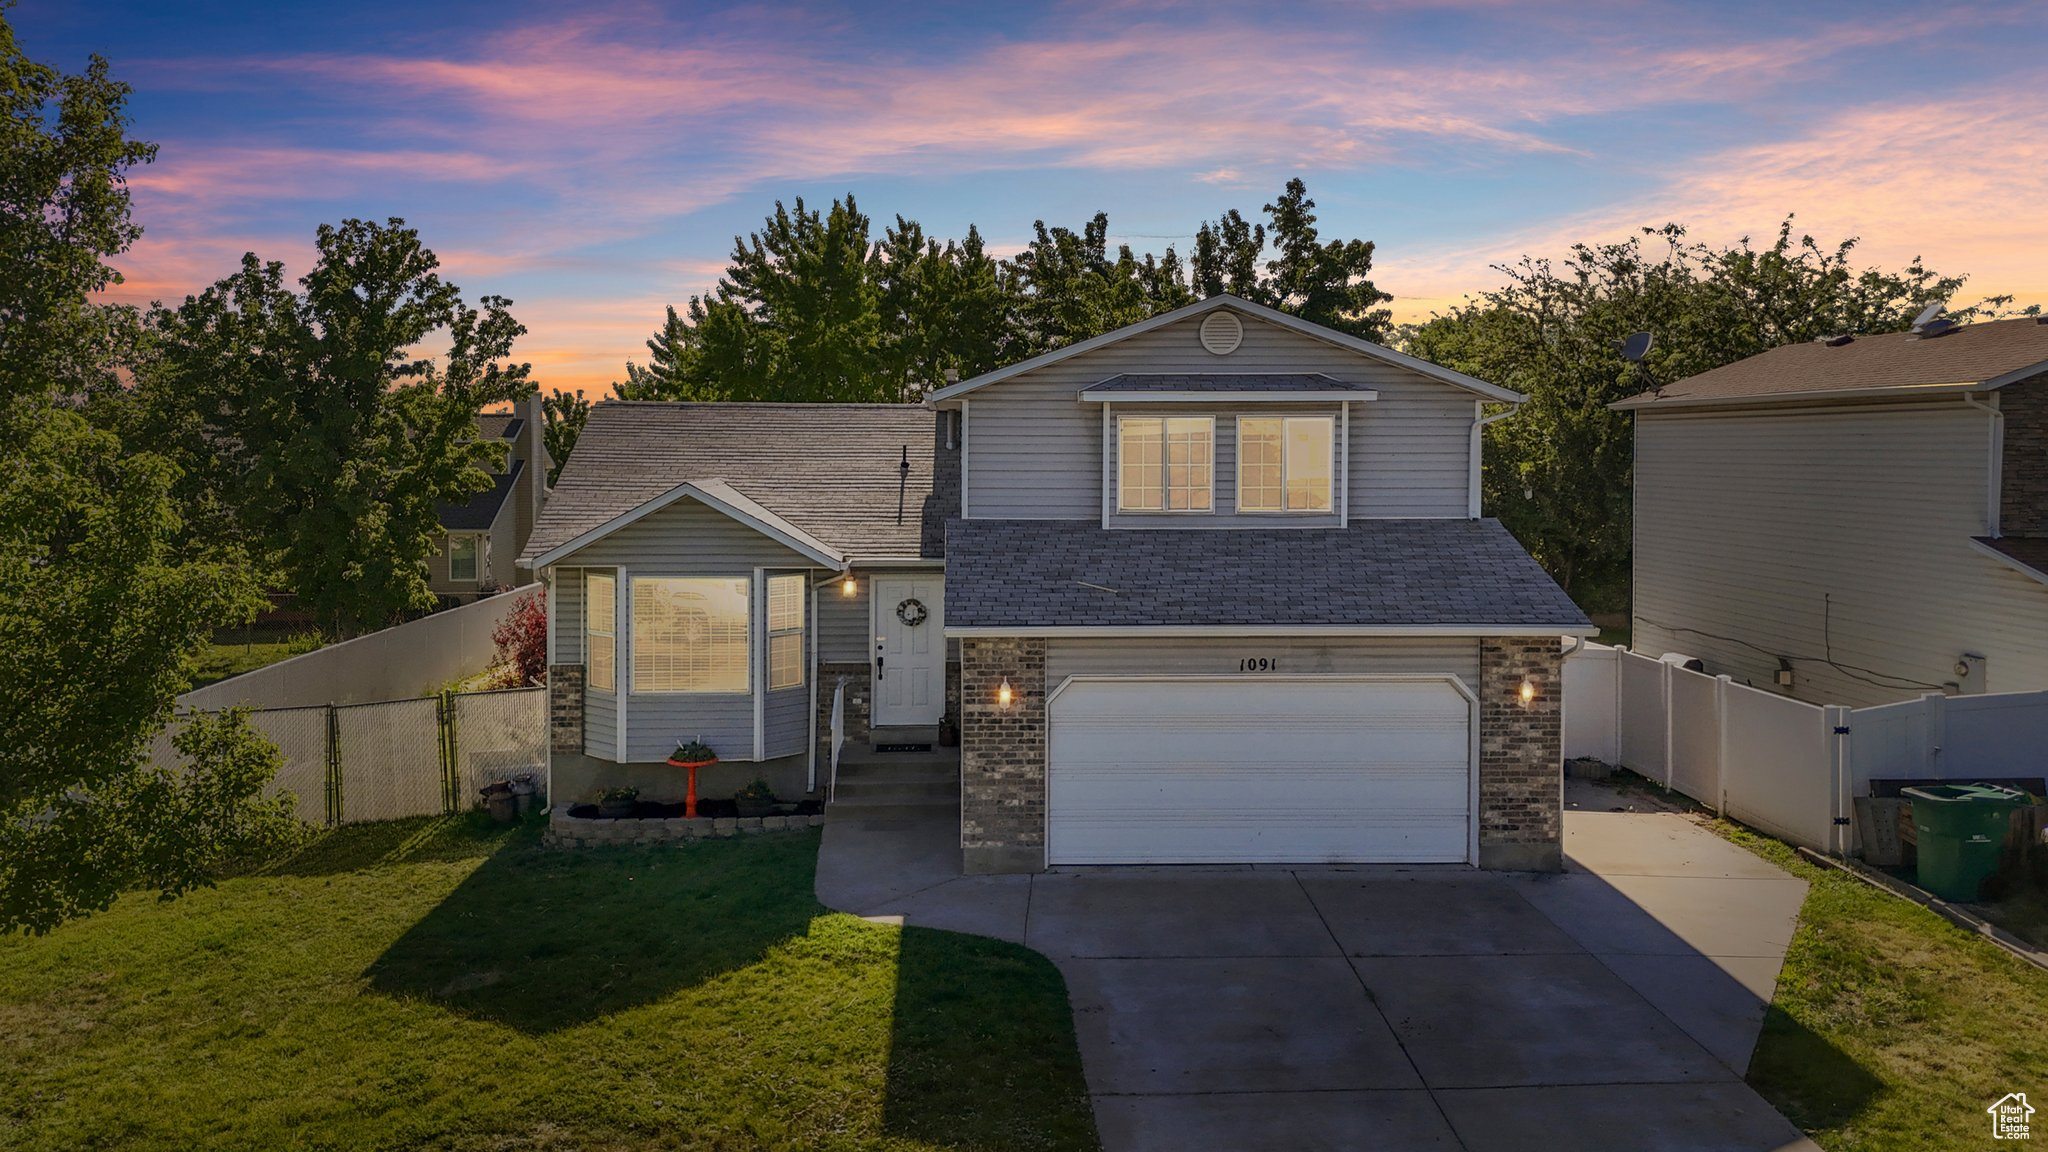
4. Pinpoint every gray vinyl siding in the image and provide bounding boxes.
[1044,636,1482,686]
[818,575,872,661]
[554,567,585,663]
[555,500,831,763]
[1632,402,2048,708]
[585,687,618,761]
[965,311,1474,521]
